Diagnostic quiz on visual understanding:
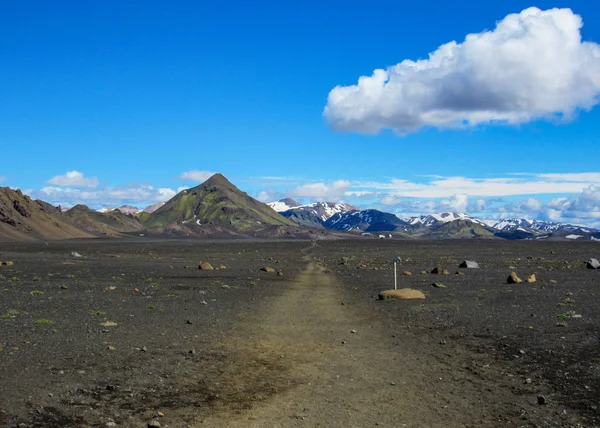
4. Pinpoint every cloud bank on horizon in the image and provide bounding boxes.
[324,7,600,134]
[6,169,597,228]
